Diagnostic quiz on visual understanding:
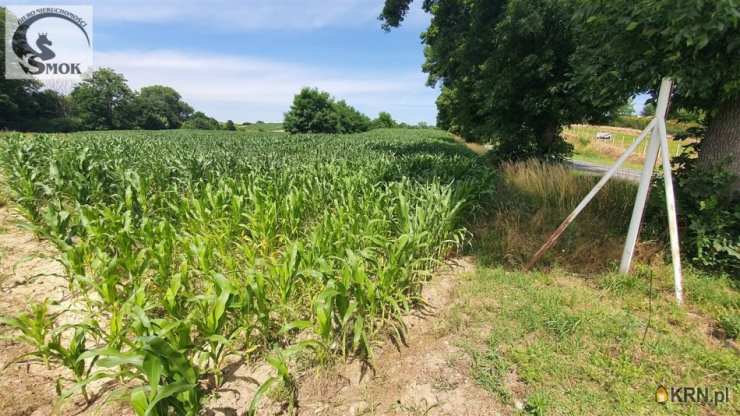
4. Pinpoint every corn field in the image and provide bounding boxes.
[0,128,491,414]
